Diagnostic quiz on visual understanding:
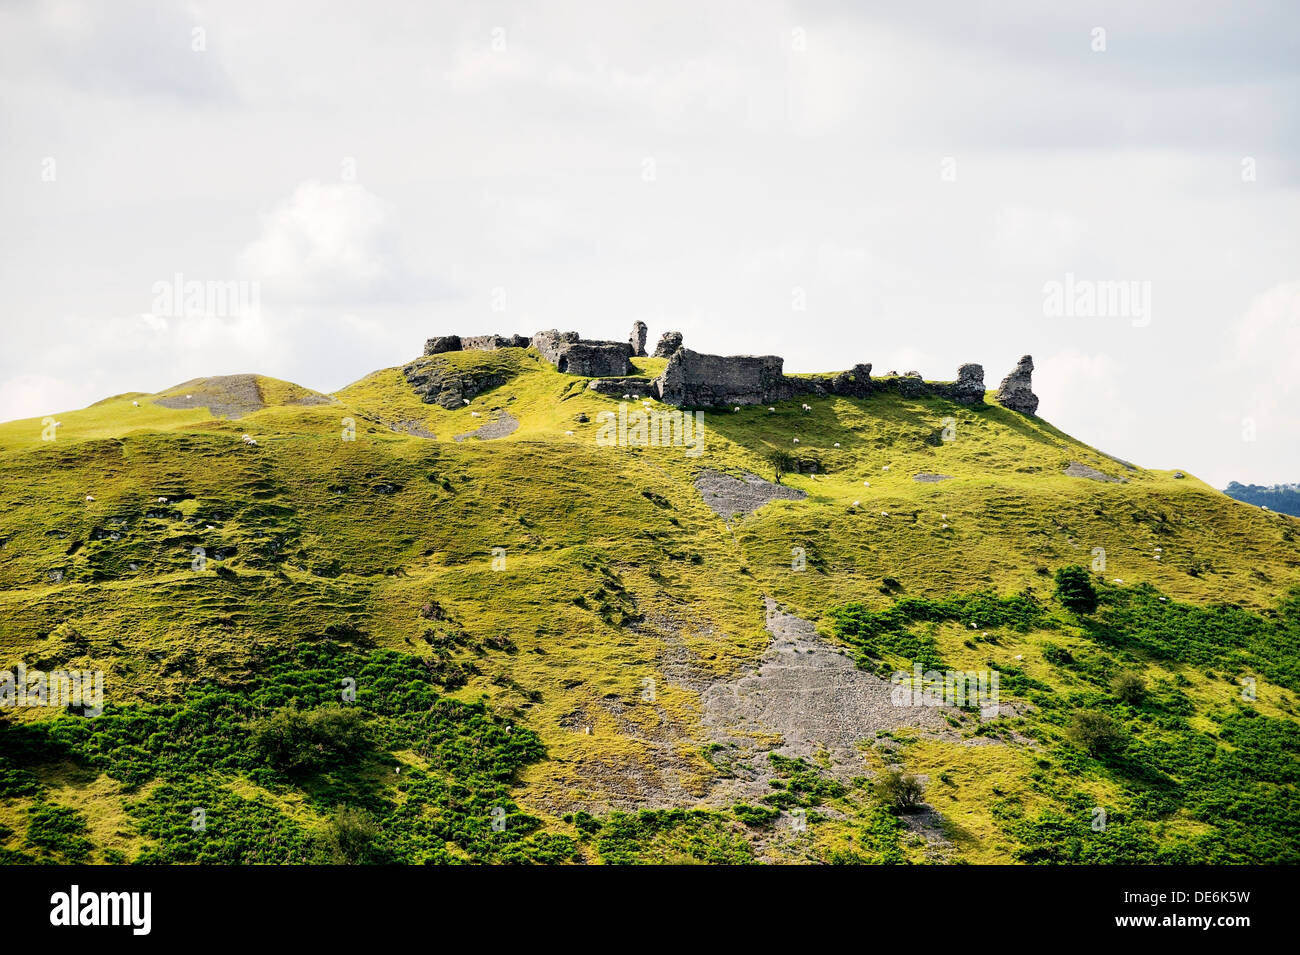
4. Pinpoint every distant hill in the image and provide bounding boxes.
[1224,482,1300,517]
